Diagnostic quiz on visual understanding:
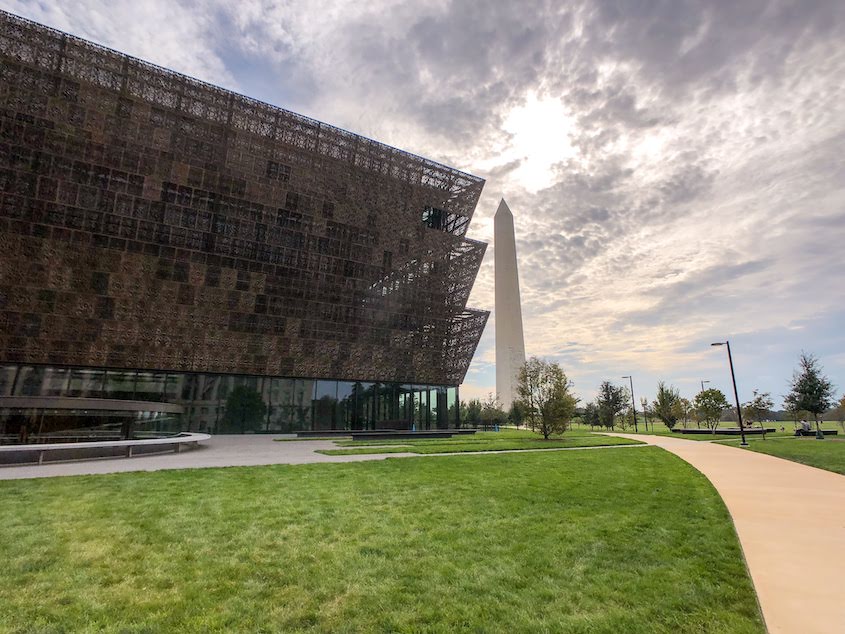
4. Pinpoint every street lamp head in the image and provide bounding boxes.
[621,375,630,379]
[711,342,725,347]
